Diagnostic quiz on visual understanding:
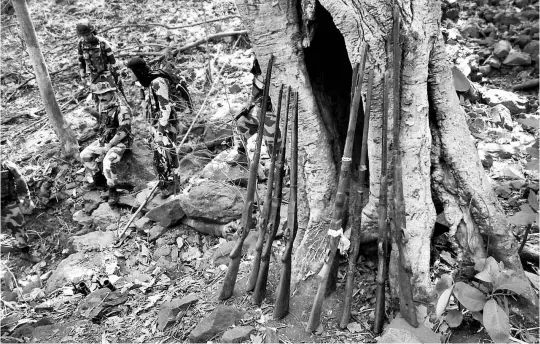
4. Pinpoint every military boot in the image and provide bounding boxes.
[108,187,119,205]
